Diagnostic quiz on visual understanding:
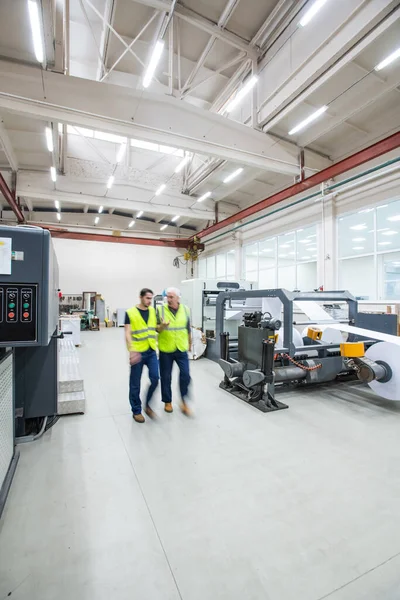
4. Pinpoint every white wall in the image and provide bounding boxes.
[53,238,183,312]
